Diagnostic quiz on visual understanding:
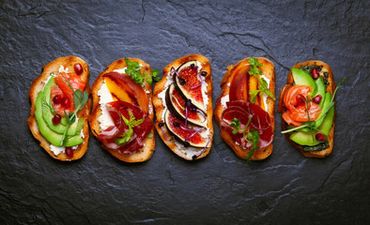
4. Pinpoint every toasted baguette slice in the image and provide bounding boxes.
[215,57,275,160]
[89,57,155,163]
[279,60,336,158]
[153,54,213,160]
[28,56,90,161]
